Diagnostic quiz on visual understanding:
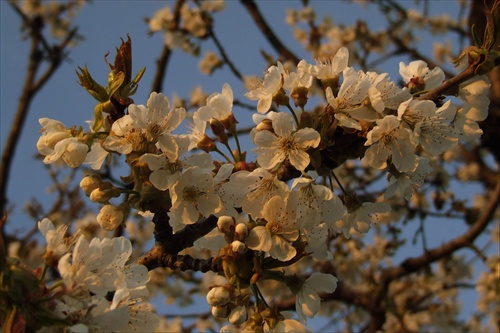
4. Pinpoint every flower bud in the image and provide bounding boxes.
[272,88,289,107]
[97,204,125,230]
[206,286,232,306]
[228,305,247,325]
[197,134,217,152]
[89,185,121,203]
[231,240,246,254]
[234,223,248,241]
[222,113,238,133]
[290,86,309,108]
[211,305,230,319]
[217,216,235,233]
[80,174,102,196]
[210,118,229,144]
[255,119,273,132]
